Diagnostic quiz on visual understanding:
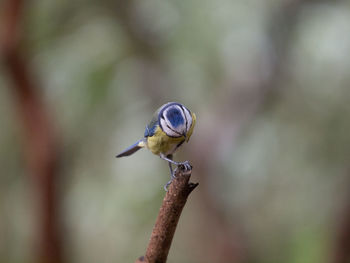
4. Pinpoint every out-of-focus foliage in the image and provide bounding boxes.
[1,0,350,262]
